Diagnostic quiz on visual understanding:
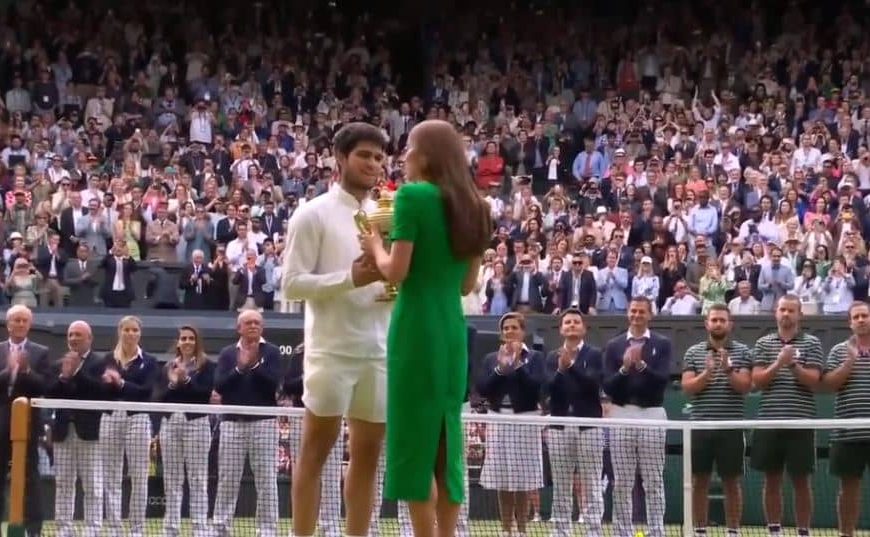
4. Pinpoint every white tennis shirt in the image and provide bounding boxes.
[282,186,390,360]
